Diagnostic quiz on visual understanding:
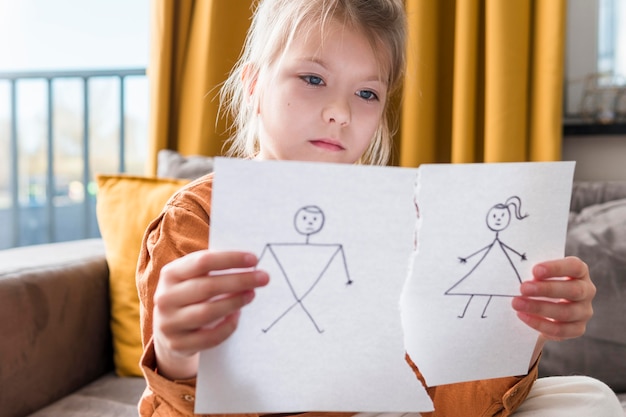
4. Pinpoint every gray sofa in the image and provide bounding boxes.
[0,177,624,416]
